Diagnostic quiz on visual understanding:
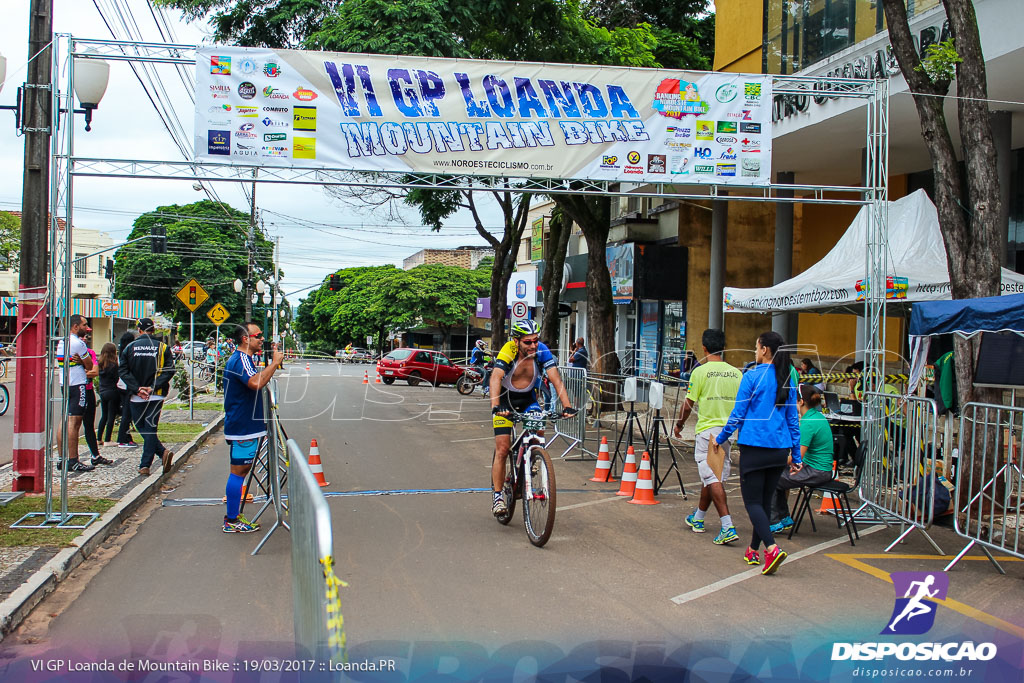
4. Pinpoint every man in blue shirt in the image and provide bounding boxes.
[222,322,283,533]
